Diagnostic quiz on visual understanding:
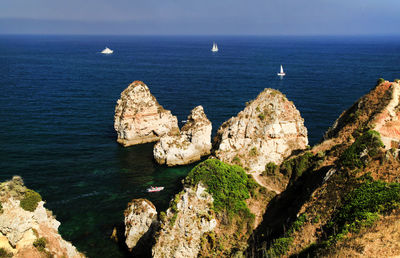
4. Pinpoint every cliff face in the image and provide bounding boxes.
[372,81,400,149]
[151,159,274,257]
[213,88,308,174]
[124,199,158,250]
[153,105,212,166]
[152,183,217,258]
[0,176,83,258]
[114,81,179,147]
[250,80,400,257]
